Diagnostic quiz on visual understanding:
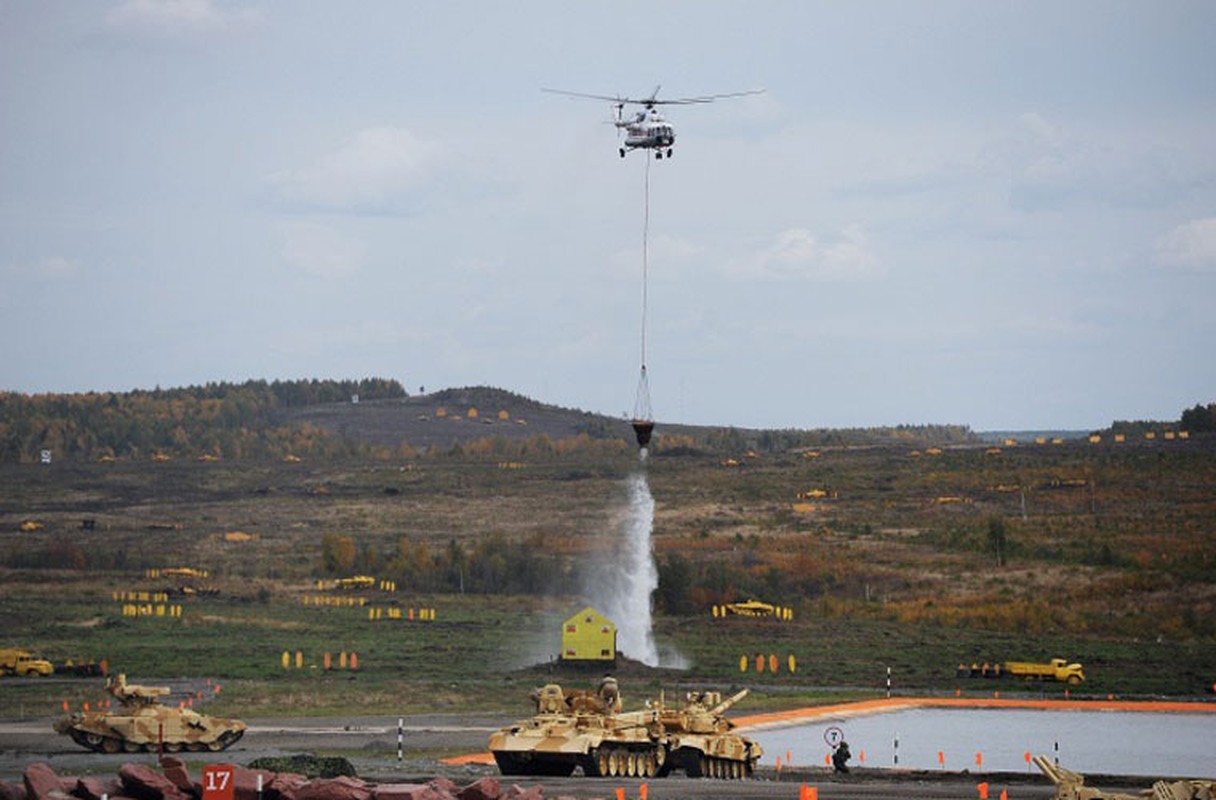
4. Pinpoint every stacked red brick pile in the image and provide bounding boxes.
[4,760,578,800]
